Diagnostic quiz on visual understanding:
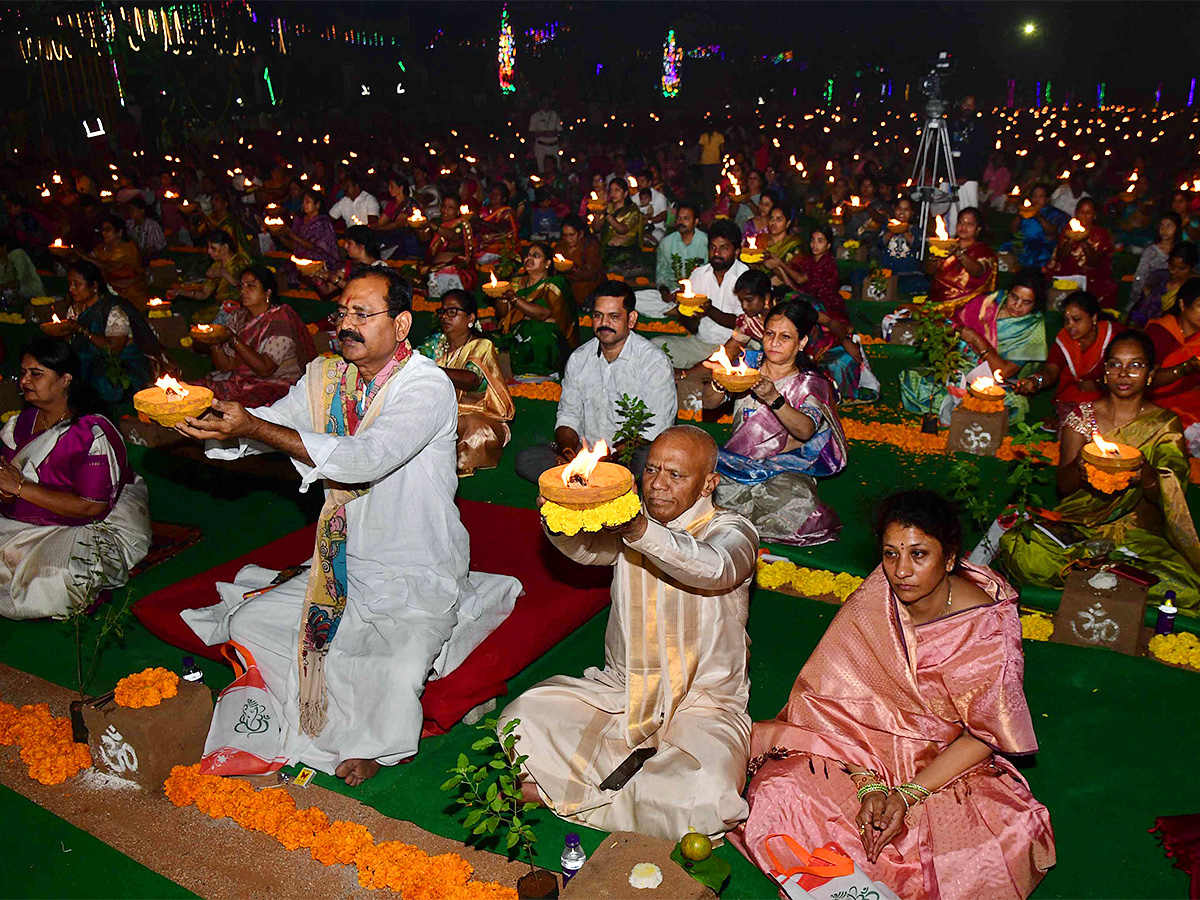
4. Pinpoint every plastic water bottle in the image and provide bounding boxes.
[181,655,204,684]
[1156,591,1178,636]
[560,832,586,885]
